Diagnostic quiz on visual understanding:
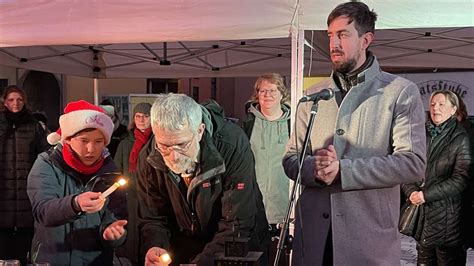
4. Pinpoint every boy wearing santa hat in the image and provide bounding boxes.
[27,100,127,265]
